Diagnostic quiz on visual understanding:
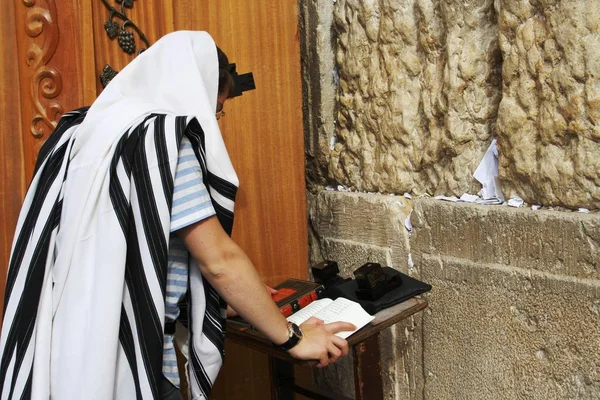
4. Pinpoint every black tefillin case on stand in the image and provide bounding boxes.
[311,260,432,315]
